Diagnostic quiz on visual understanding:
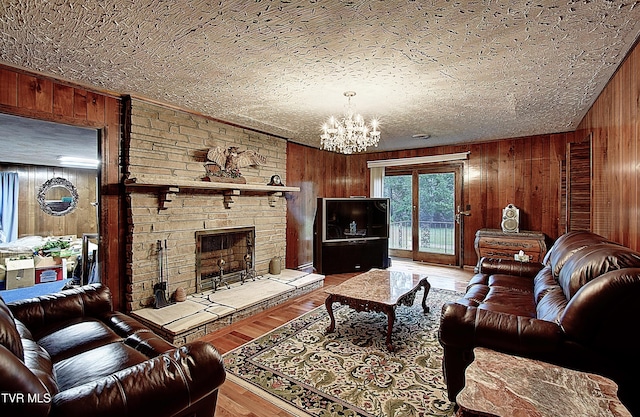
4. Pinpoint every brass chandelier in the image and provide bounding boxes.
[320,91,380,154]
